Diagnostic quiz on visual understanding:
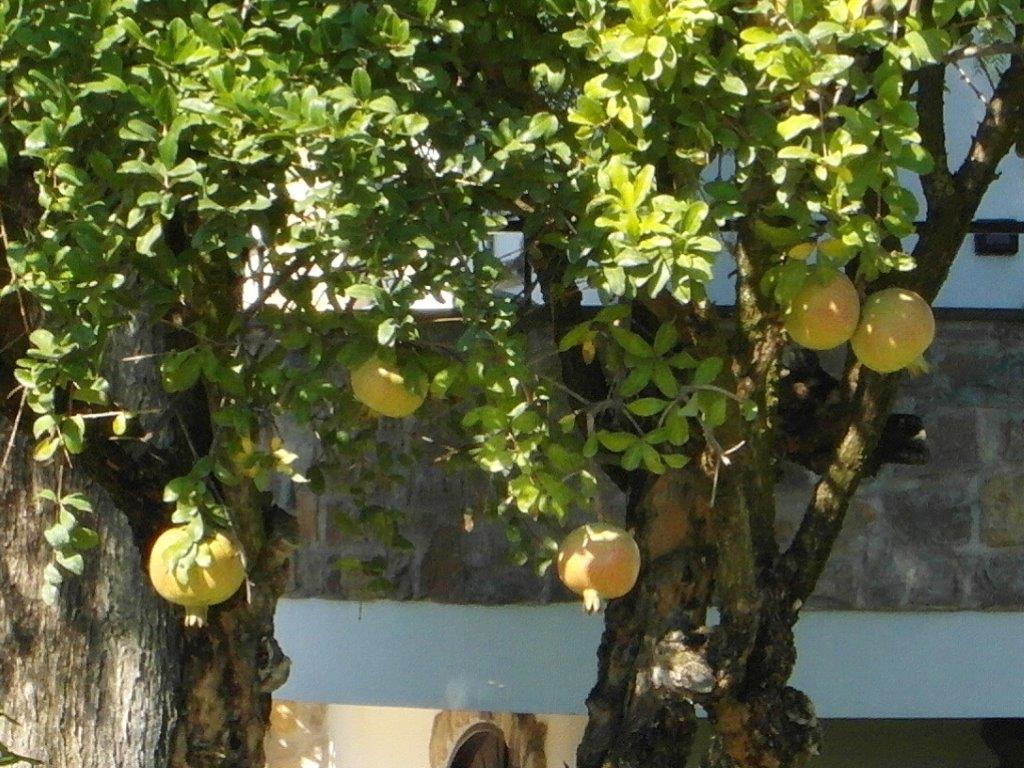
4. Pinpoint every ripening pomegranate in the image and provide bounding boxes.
[850,288,935,373]
[783,270,860,351]
[350,355,426,418]
[148,528,246,627]
[557,523,641,613]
